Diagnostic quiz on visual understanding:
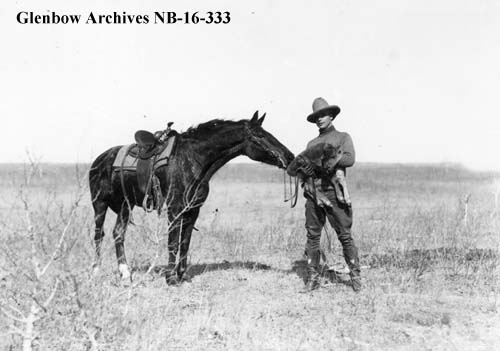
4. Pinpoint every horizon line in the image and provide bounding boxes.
[0,160,496,172]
